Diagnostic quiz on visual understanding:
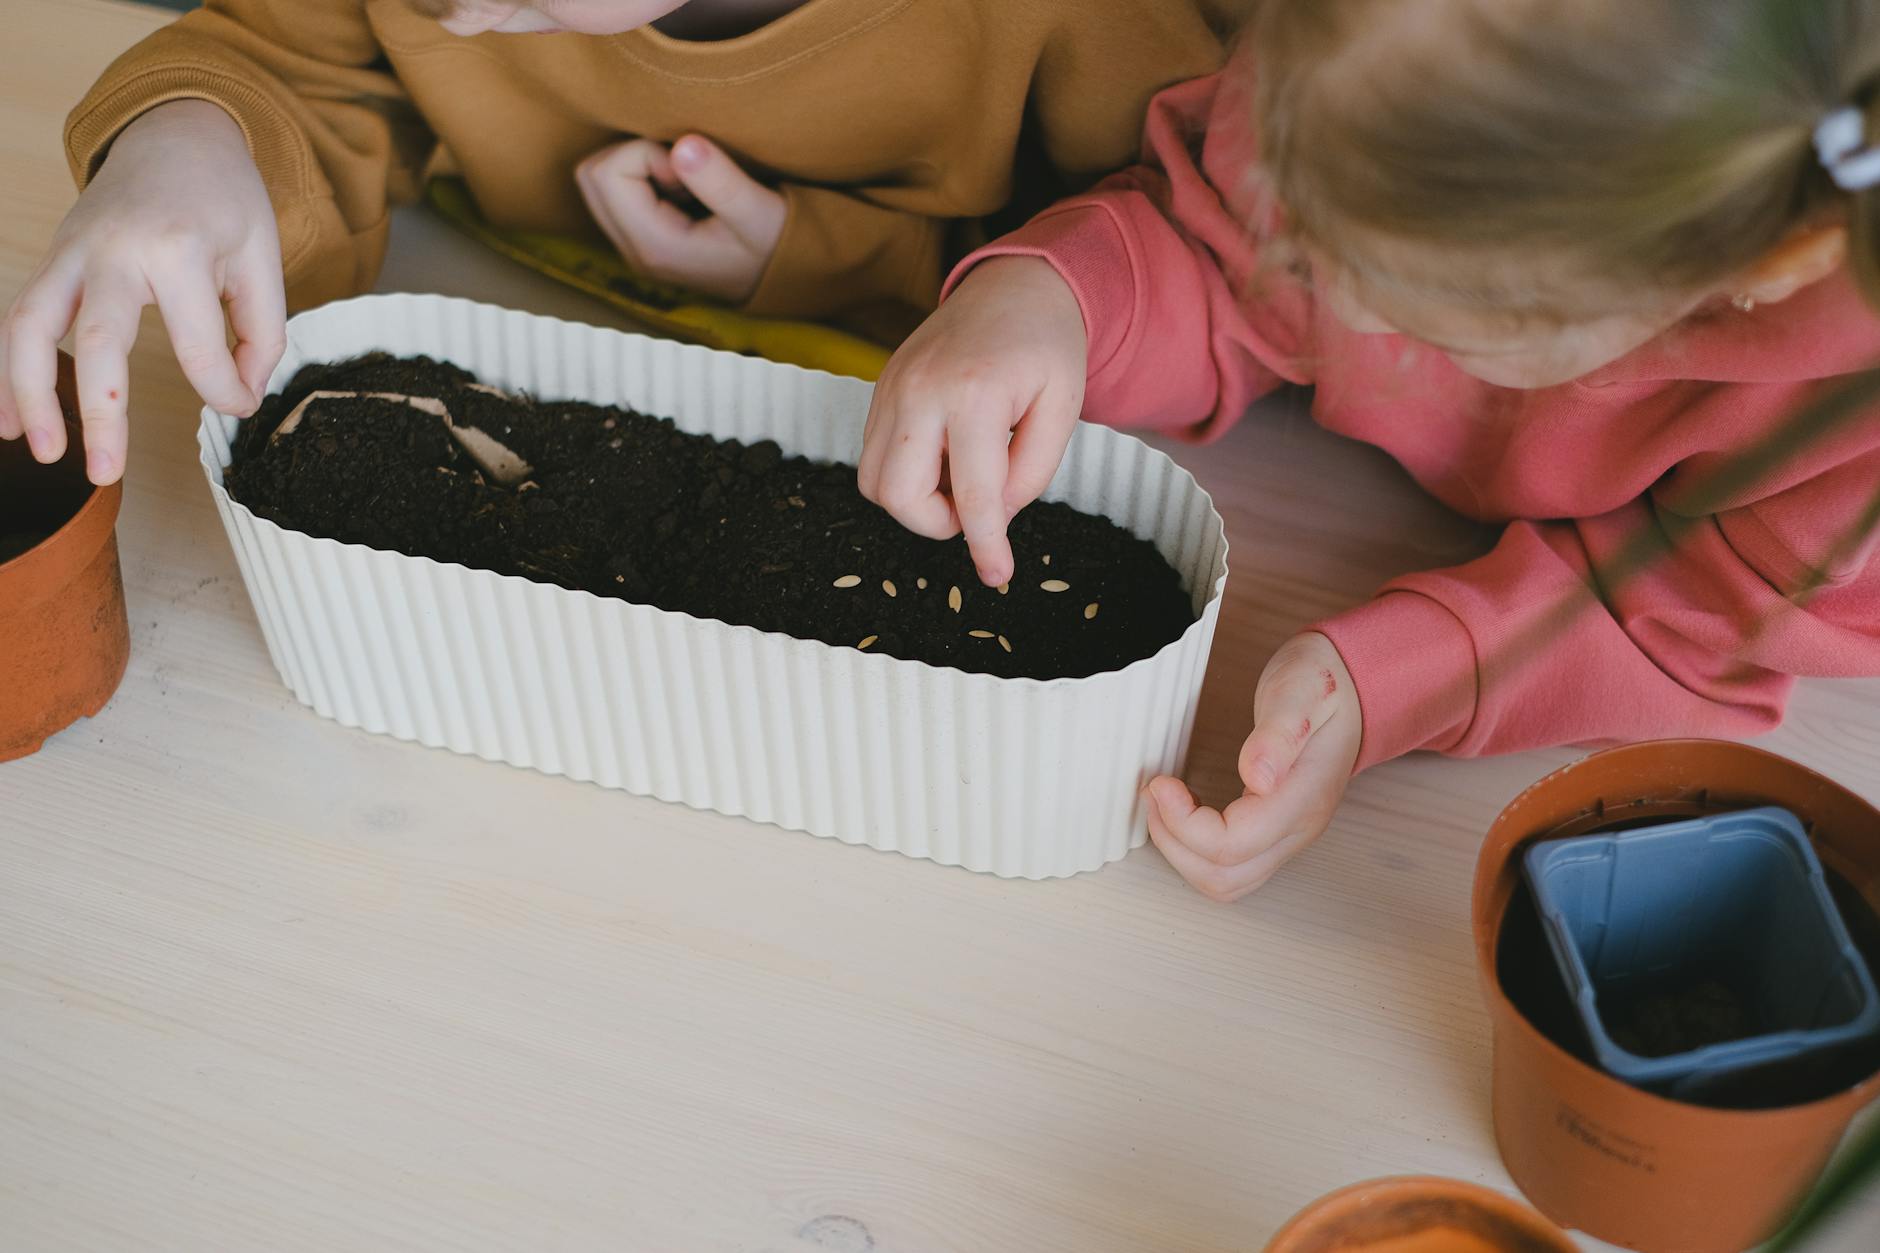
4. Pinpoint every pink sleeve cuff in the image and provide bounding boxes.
[1314,592,1480,772]
[941,201,1139,387]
